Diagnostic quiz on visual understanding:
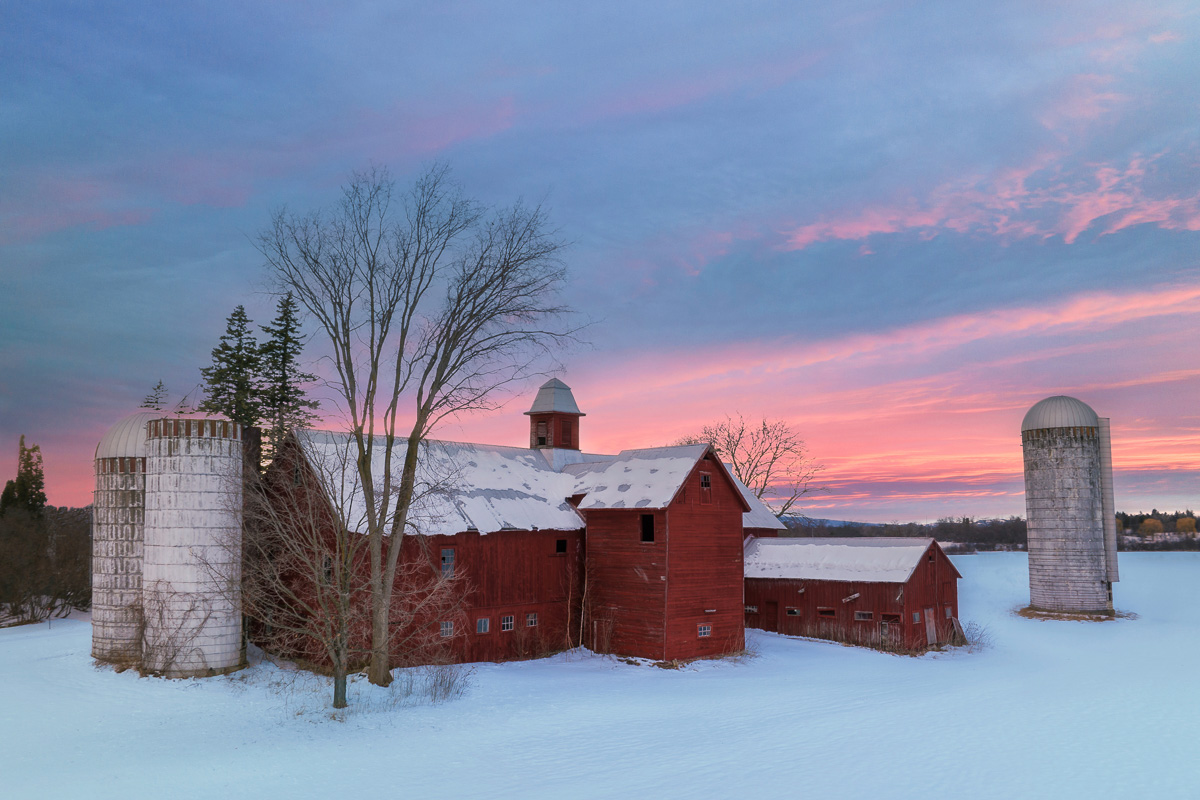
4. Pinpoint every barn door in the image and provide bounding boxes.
[924,607,937,645]
[764,601,779,633]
